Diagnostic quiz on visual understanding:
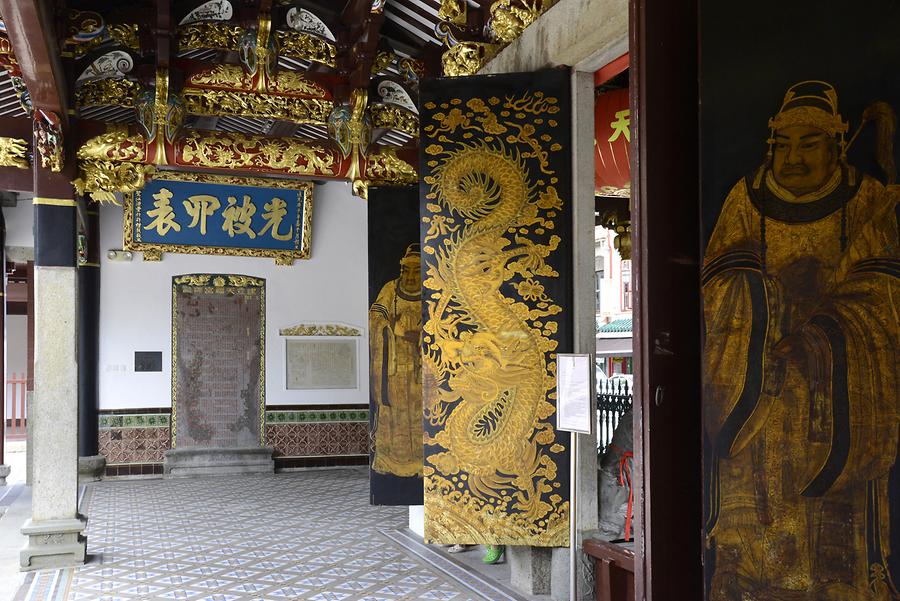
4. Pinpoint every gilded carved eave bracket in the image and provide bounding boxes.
[165,20,340,70]
[436,0,560,77]
[595,195,631,260]
[370,102,418,136]
[74,66,336,126]
[72,73,420,141]
[72,126,418,203]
